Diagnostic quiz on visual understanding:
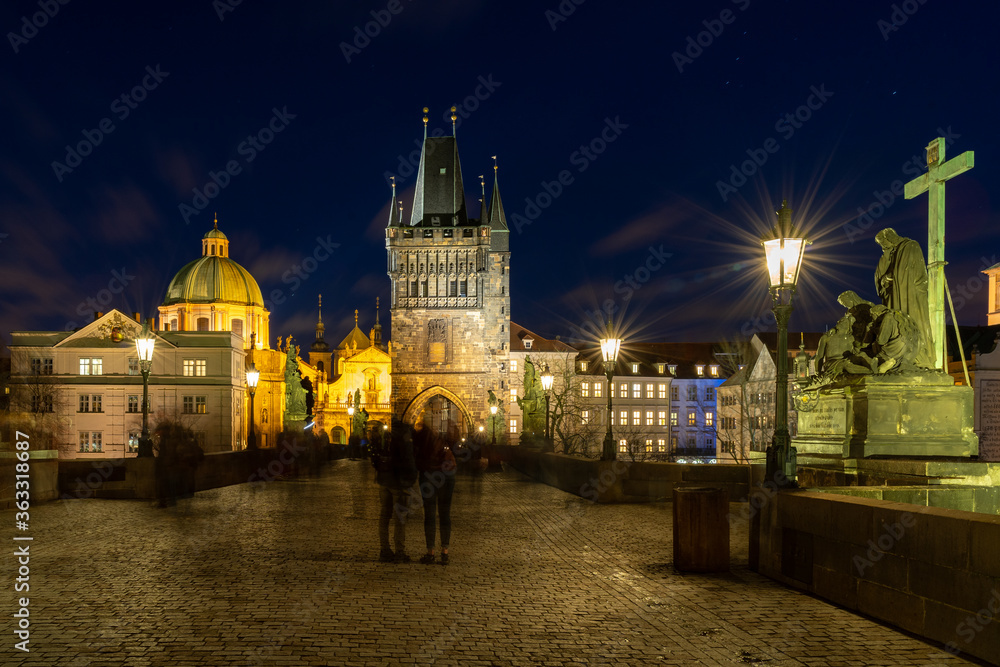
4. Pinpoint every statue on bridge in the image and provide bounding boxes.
[517,356,546,437]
